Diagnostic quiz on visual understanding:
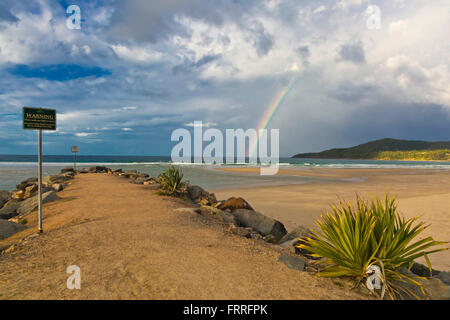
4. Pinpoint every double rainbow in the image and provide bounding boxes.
[249,77,298,158]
